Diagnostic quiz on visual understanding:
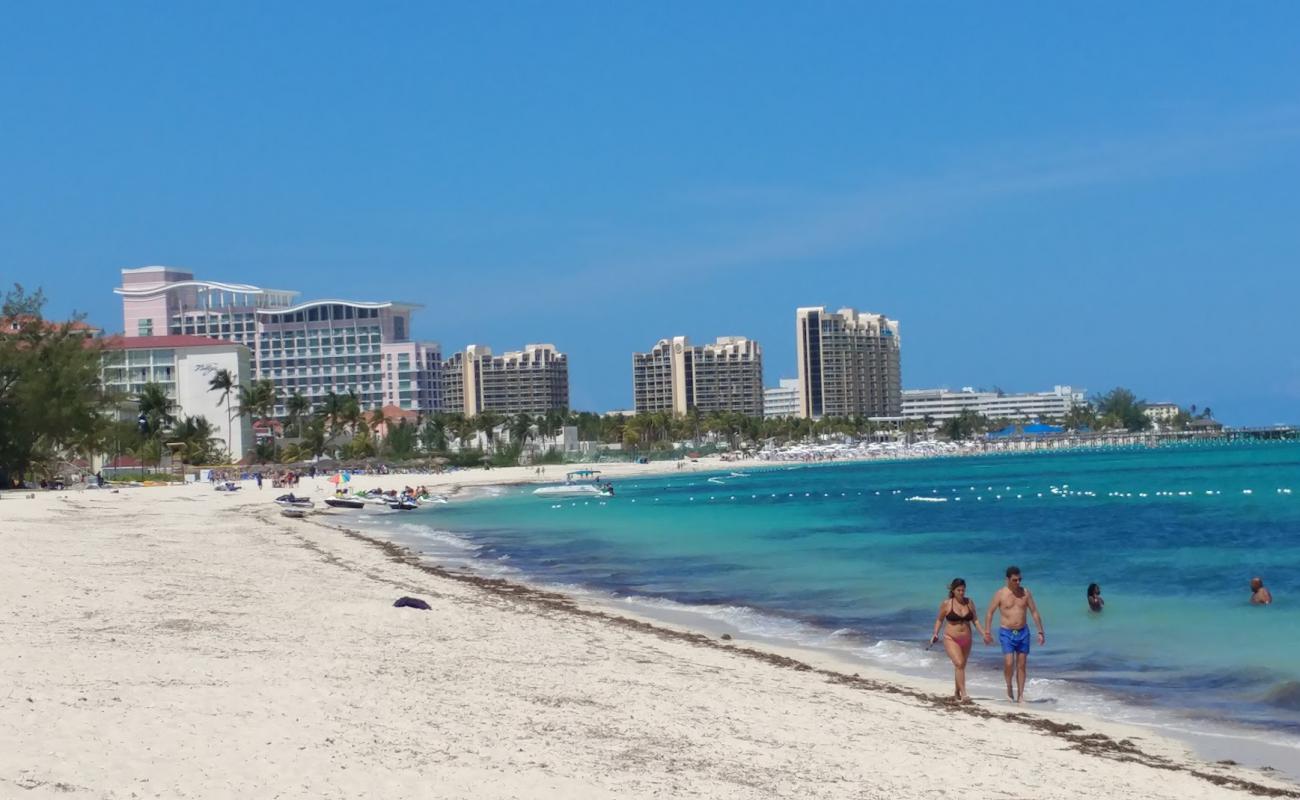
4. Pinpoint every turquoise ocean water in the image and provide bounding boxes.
[359,442,1300,761]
